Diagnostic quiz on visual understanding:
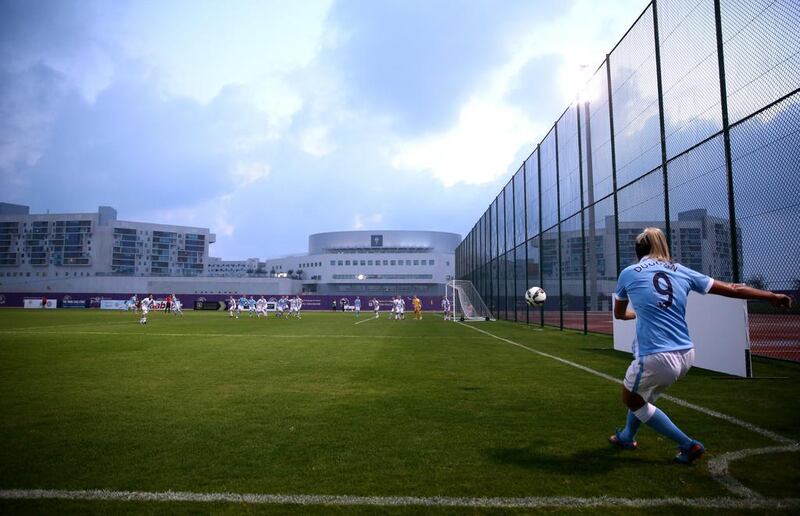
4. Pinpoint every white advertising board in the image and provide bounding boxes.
[613,293,750,377]
[23,298,58,309]
[100,300,128,310]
